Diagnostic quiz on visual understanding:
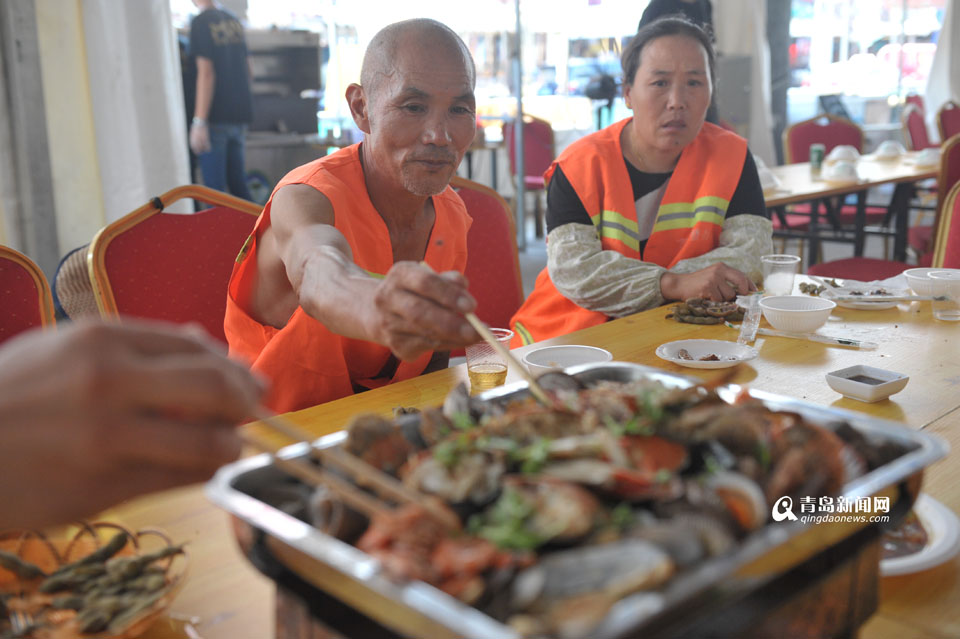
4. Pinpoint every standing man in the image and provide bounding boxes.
[225,19,482,413]
[189,0,254,201]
